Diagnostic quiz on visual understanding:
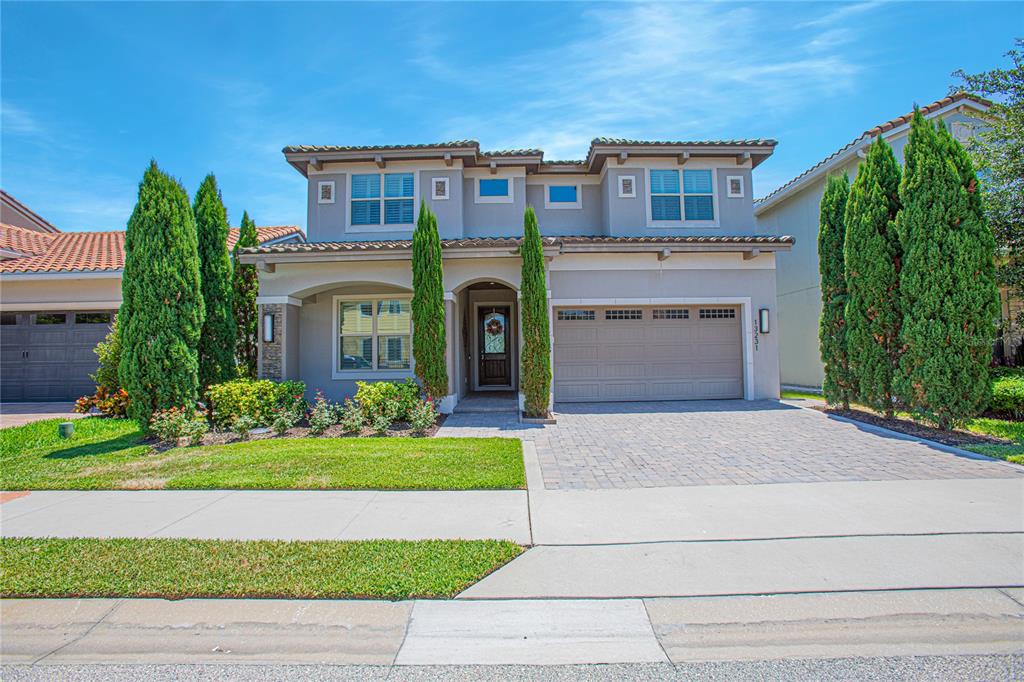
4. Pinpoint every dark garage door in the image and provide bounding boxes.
[0,310,114,402]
